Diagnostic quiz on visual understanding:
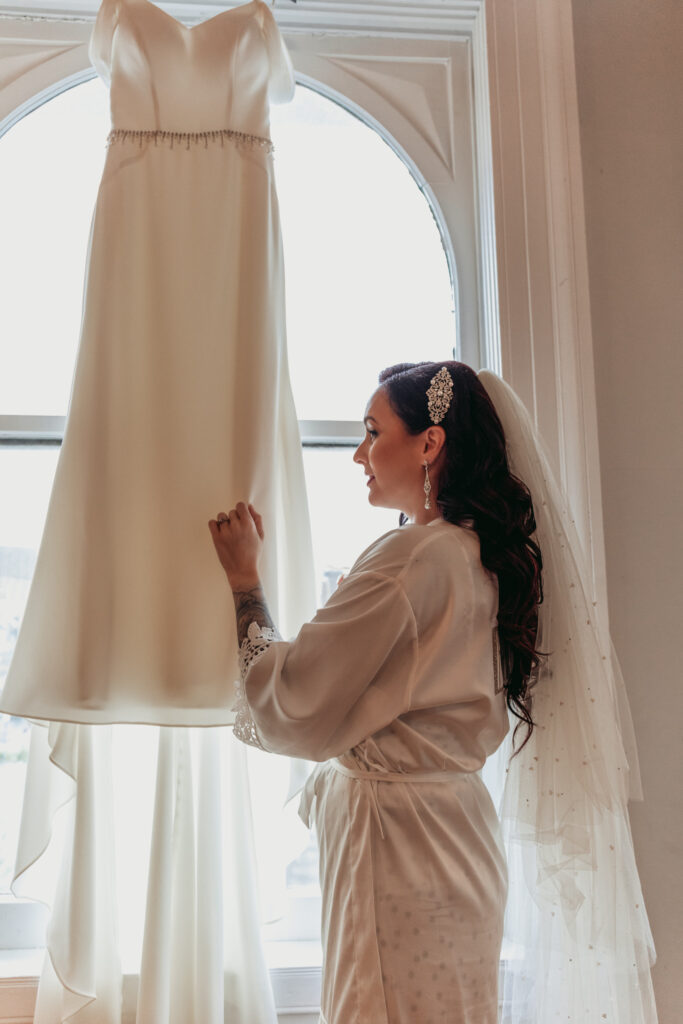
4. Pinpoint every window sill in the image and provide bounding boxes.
[0,947,43,979]
[0,944,322,1021]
